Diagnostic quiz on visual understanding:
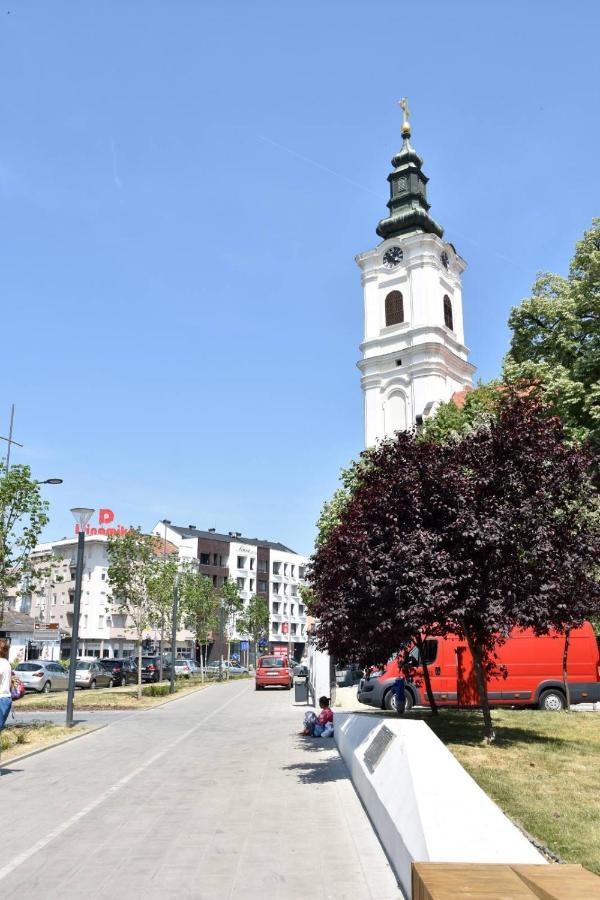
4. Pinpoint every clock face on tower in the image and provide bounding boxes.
[383,246,403,269]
